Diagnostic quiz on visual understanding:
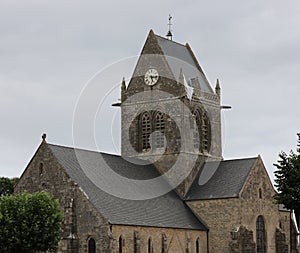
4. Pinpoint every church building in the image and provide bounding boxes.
[15,29,298,253]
